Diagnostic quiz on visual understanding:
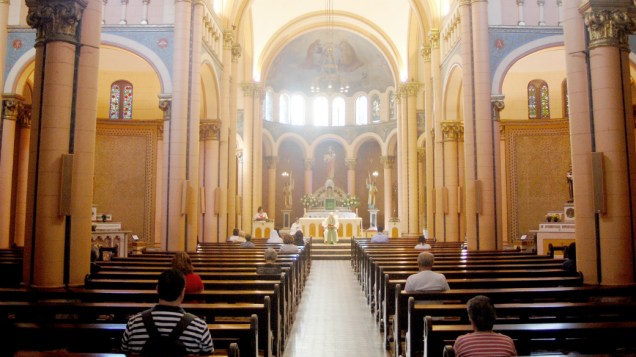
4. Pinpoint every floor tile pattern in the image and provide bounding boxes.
[283,260,391,357]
